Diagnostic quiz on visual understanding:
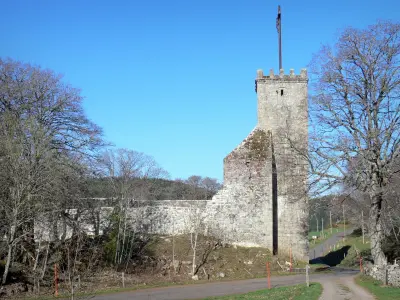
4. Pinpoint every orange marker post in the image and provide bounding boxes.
[54,264,58,297]
[266,262,271,289]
